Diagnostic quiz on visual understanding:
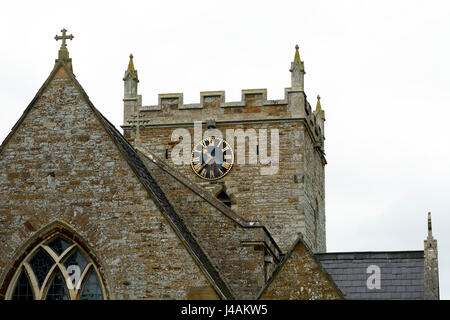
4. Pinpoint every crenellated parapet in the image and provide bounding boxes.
[121,45,328,252]
[122,45,326,161]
